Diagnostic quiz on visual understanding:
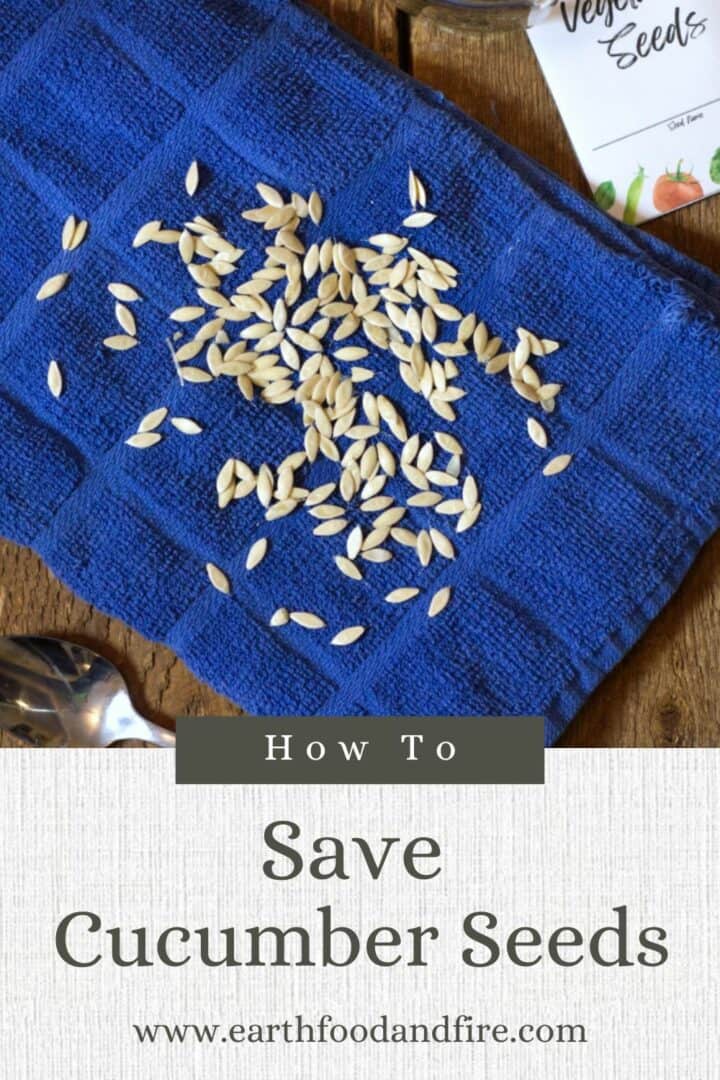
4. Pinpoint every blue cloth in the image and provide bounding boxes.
[2,0,720,744]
